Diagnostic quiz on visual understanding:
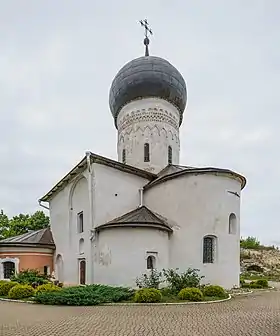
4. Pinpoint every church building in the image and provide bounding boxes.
[39,25,246,289]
